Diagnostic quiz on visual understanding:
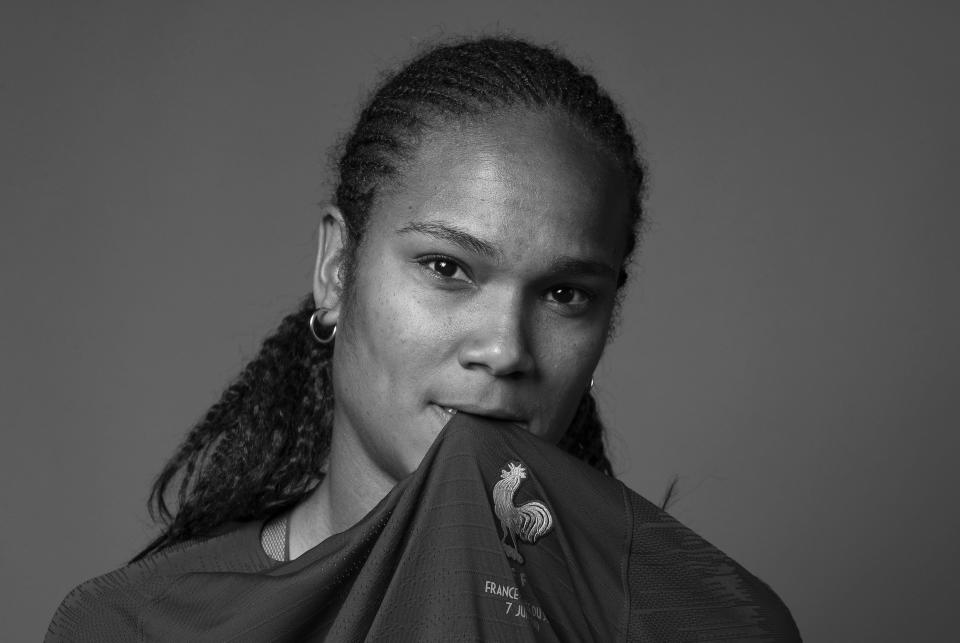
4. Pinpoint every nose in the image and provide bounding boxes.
[457,299,535,378]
